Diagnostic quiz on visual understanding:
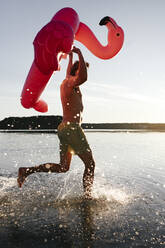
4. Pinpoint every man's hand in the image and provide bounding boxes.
[72,46,81,54]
